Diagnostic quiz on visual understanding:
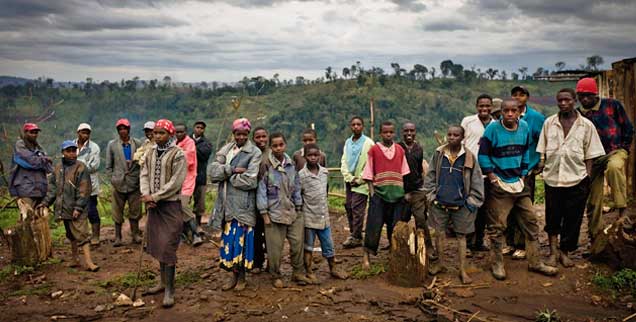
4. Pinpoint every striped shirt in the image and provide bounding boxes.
[478,120,531,183]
